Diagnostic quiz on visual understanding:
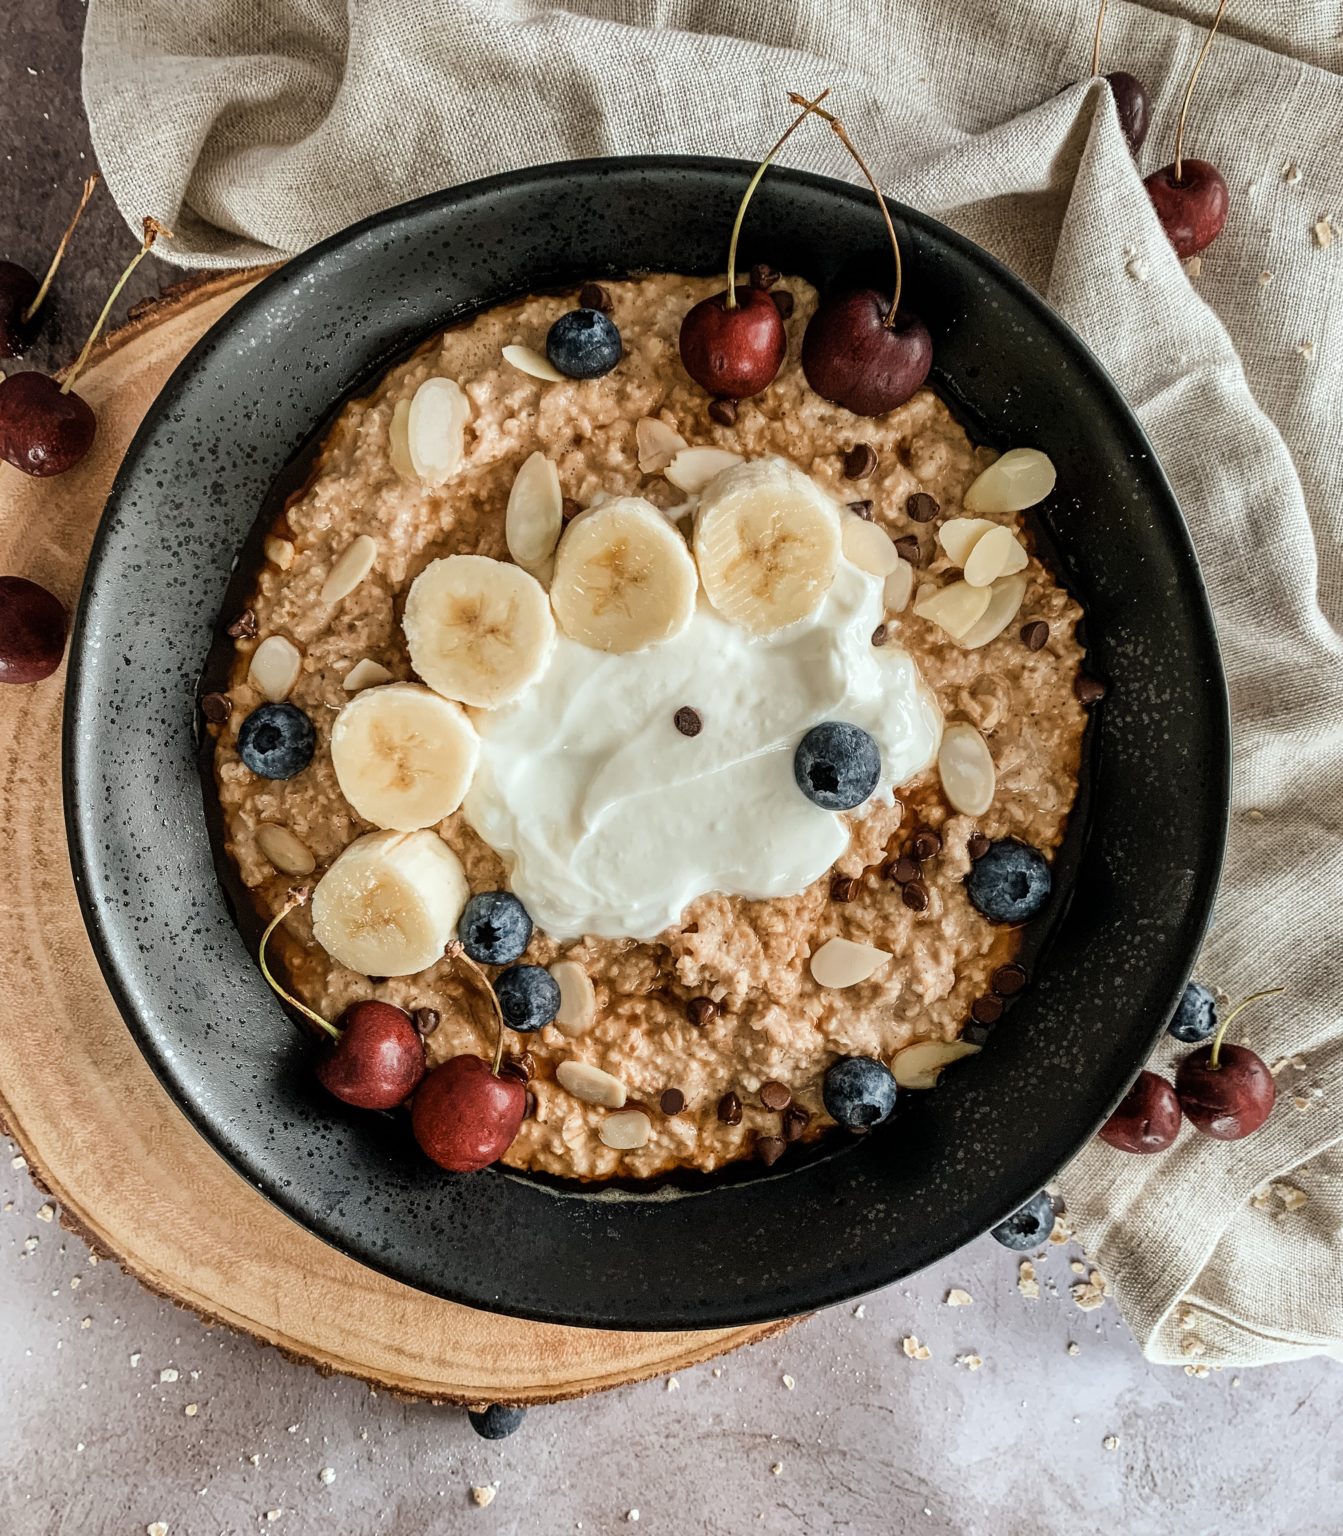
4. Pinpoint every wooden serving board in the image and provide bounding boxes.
[0,271,787,1403]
